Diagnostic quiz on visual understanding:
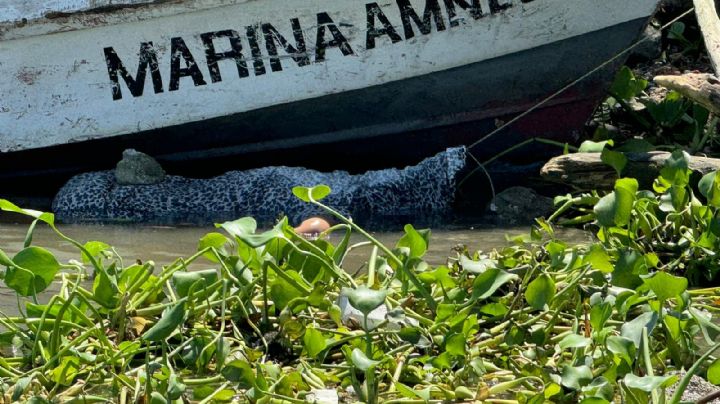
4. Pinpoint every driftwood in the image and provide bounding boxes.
[693,0,720,75]
[540,152,720,190]
[655,73,720,114]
